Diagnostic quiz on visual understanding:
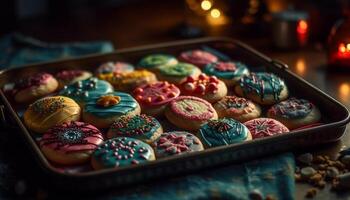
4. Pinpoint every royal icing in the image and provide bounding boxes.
[56,70,85,81]
[268,98,313,119]
[15,73,52,90]
[93,137,154,168]
[109,114,161,141]
[133,81,180,106]
[203,61,249,80]
[239,73,286,101]
[40,121,103,153]
[181,74,219,95]
[96,62,134,74]
[138,54,176,69]
[169,96,215,121]
[84,92,138,118]
[154,132,202,156]
[178,50,218,67]
[199,118,249,147]
[158,63,197,77]
[244,118,289,139]
[216,96,255,115]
